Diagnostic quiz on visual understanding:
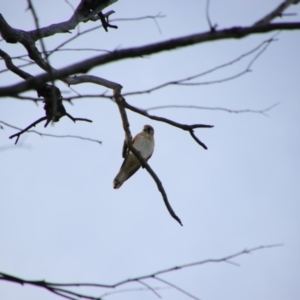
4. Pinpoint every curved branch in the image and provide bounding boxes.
[0,244,282,300]
[0,49,32,80]
[113,90,183,226]
[1,21,300,97]
[27,0,118,41]
[122,99,213,150]
[1,120,100,145]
